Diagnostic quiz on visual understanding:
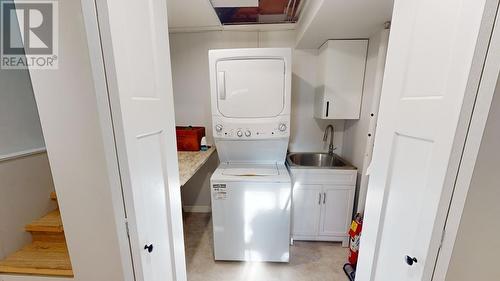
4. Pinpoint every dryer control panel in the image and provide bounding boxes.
[212,117,289,140]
